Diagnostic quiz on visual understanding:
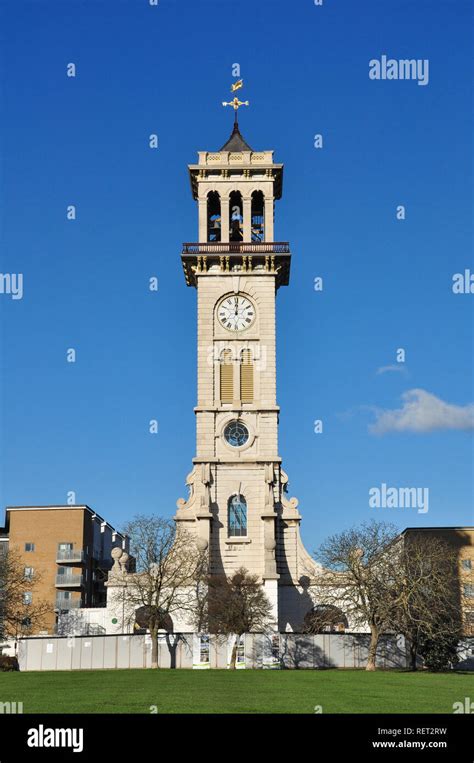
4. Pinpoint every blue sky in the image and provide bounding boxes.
[0,0,472,548]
